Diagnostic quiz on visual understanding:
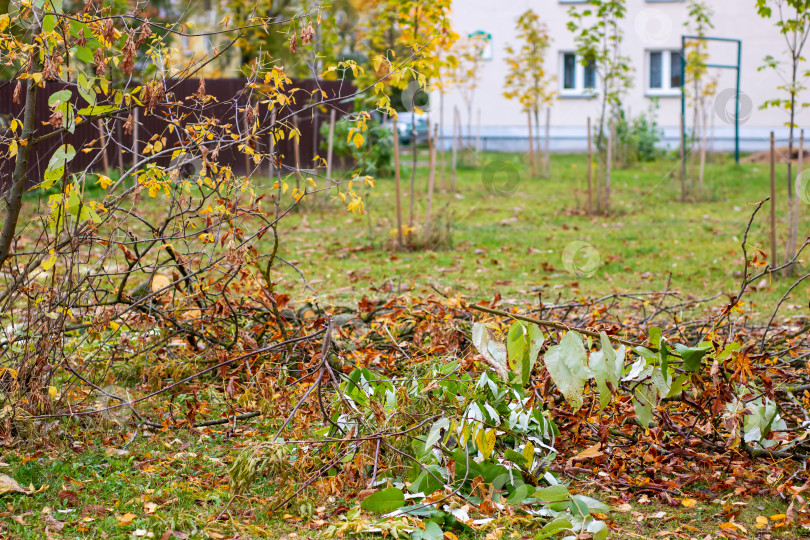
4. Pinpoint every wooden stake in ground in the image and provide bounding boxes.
[452,106,459,192]
[698,105,708,198]
[587,117,593,216]
[604,121,614,215]
[325,109,336,194]
[96,120,110,176]
[544,107,551,178]
[293,114,302,190]
[392,117,404,249]
[115,119,124,173]
[268,109,277,180]
[408,115,418,229]
[132,107,140,165]
[770,131,778,272]
[527,111,536,178]
[439,90,446,192]
[475,108,482,154]
[425,123,439,235]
